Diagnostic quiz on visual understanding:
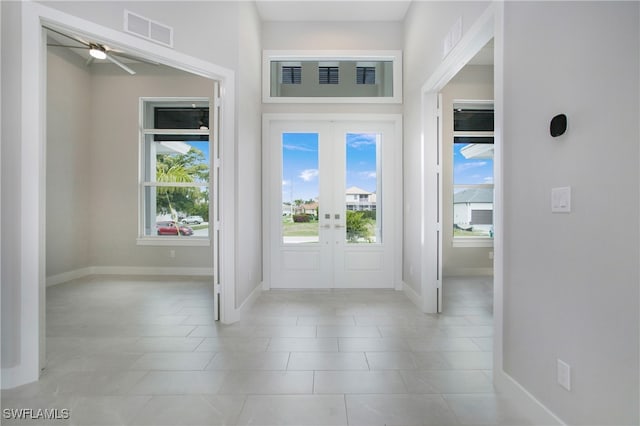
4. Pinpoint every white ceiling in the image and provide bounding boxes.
[255,0,412,22]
